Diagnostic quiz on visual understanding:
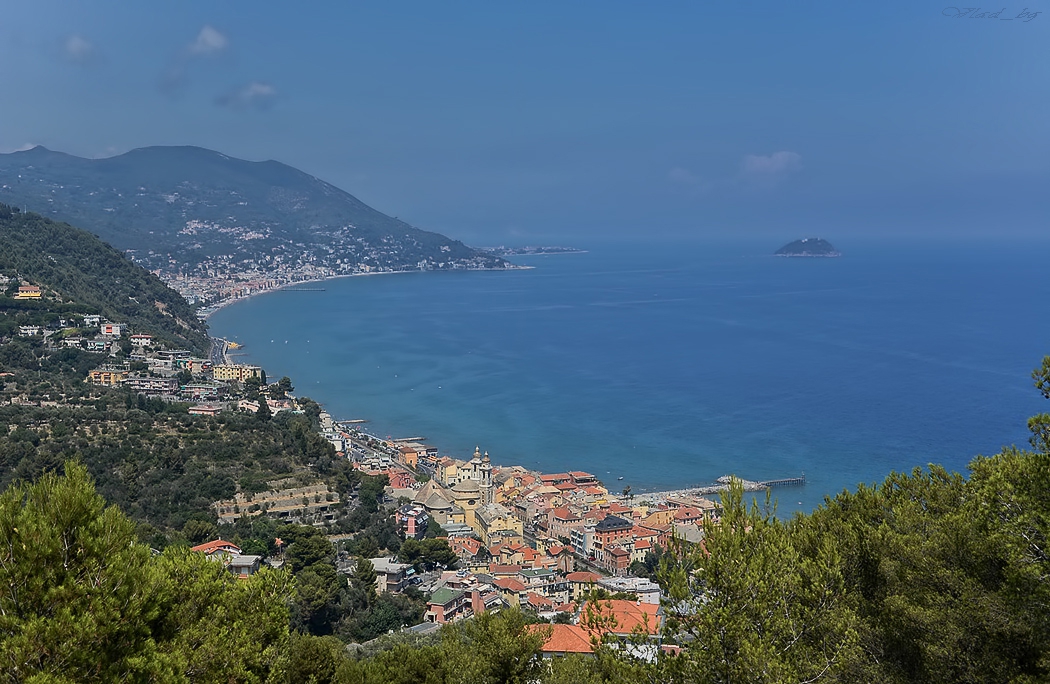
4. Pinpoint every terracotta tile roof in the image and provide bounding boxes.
[190,539,241,555]
[551,507,579,520]
[531,624,595,654]
[565,571,602,583]
[488,564,524,576]
[451,538,483,556]
[580,599,662,636]
[527,592,554,608]
[494,578,527,592]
